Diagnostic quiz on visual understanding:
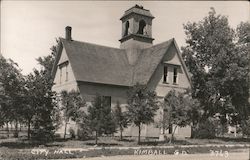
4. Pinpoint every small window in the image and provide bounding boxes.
[137,20,146,35]
[163,66,168,83]
[173,67,178,84]
[65,64,68,82]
